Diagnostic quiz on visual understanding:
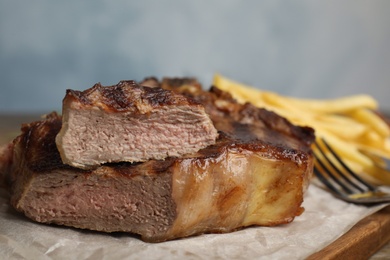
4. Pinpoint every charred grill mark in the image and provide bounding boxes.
[101,82,135,111]
[141,87,177,107]
[64,80,201,112]
[140,85,200,107]
[66,88,93,105]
